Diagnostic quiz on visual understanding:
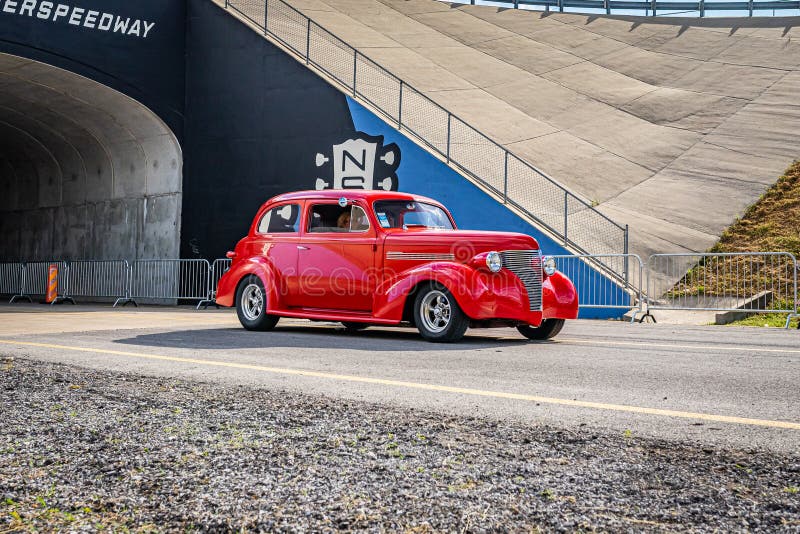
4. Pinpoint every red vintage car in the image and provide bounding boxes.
[216,190,578,342]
